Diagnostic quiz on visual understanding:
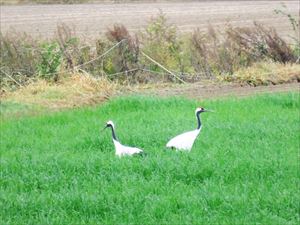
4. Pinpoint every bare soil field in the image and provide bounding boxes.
[1,1,298,39]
